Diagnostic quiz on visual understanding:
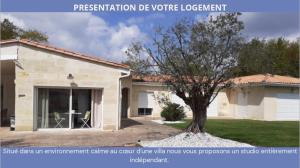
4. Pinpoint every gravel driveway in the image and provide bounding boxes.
[0,118,180,147]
